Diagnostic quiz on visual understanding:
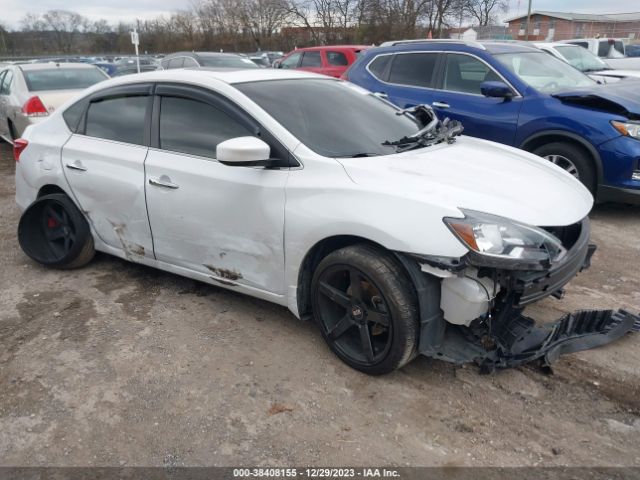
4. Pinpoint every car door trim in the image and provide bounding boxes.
[366,50,522,98]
